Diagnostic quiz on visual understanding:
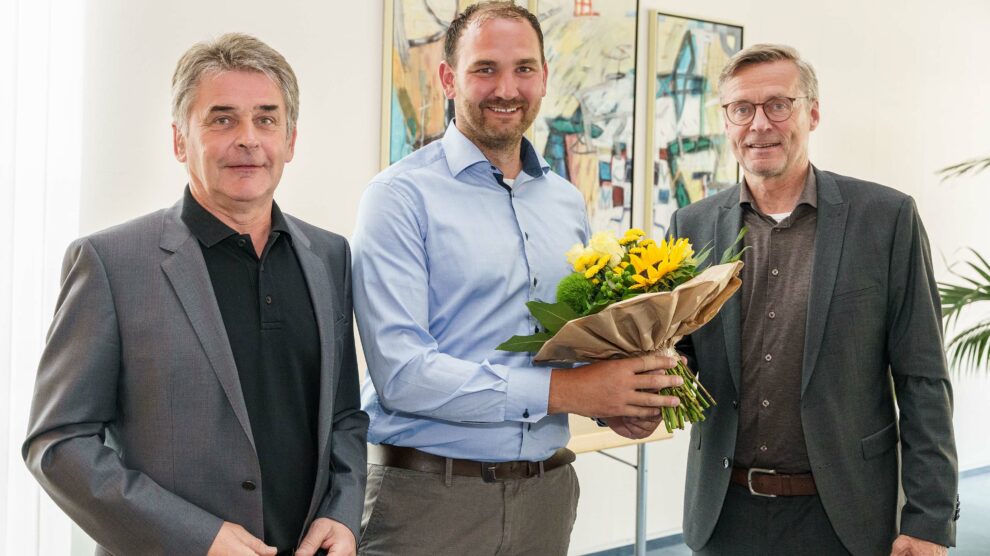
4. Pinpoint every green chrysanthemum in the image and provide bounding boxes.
[556,272,595,314]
